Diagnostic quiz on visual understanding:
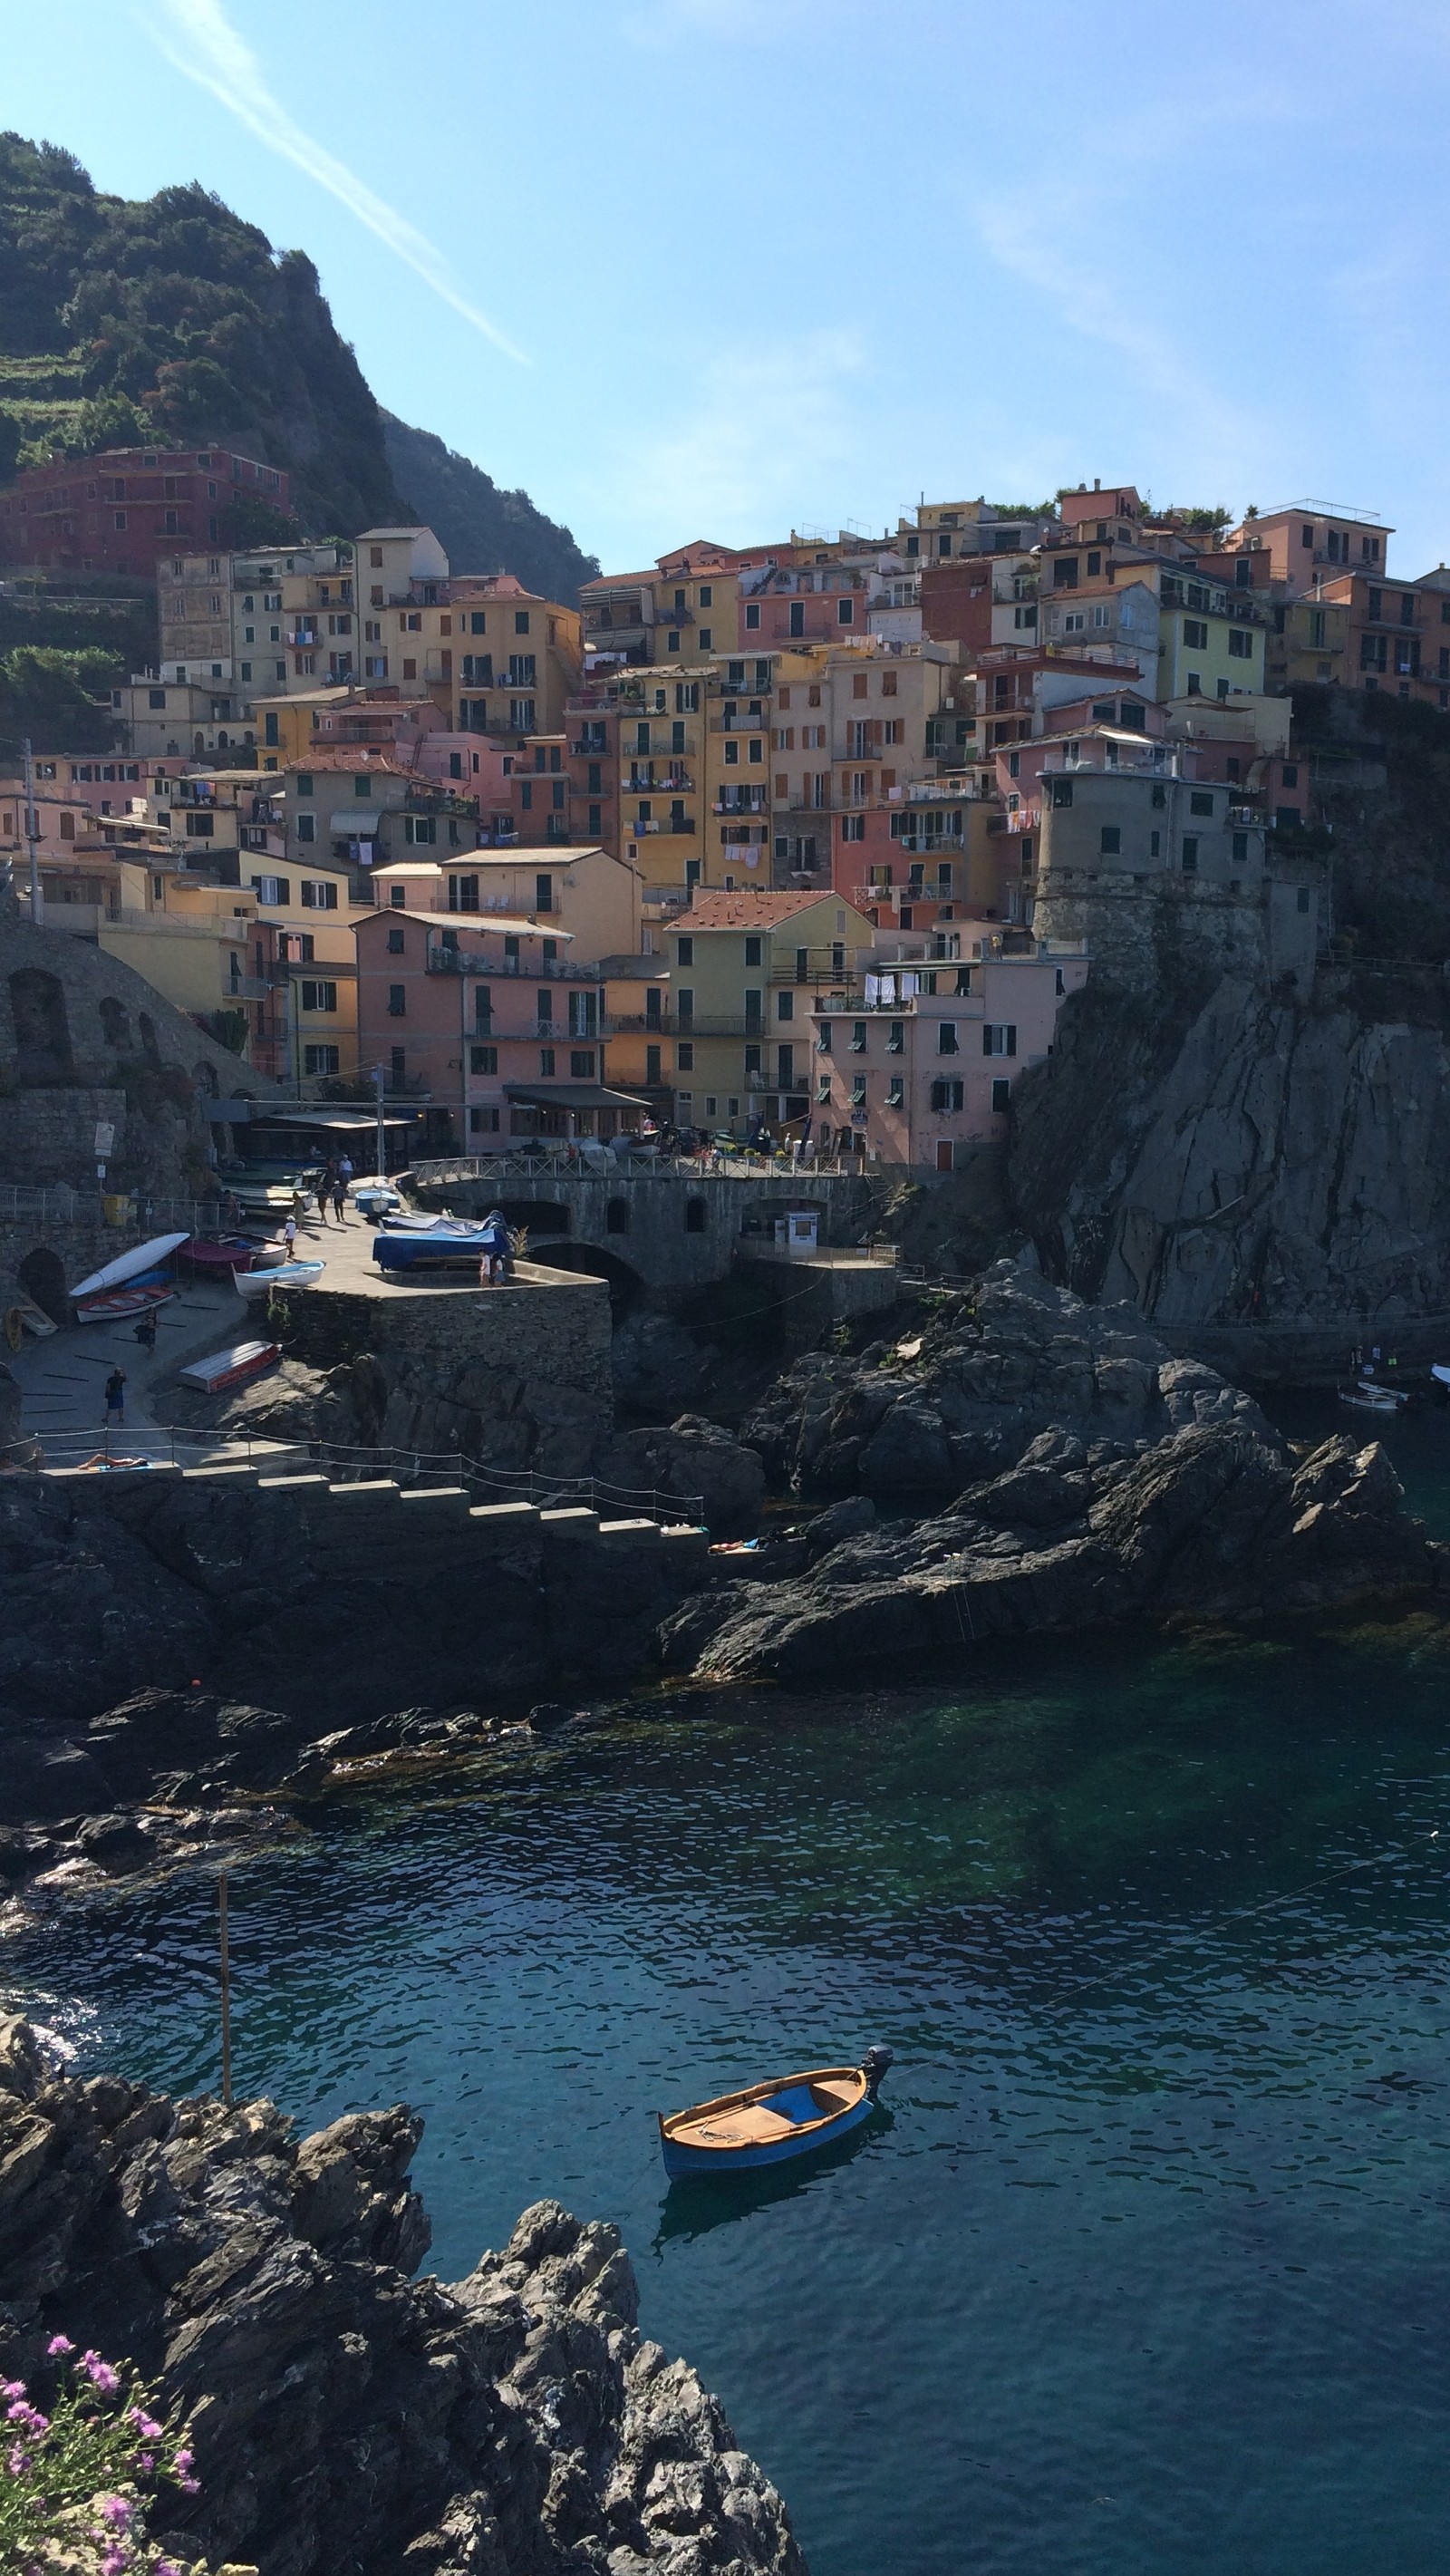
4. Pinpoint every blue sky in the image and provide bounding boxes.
[9,0,1450,576]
